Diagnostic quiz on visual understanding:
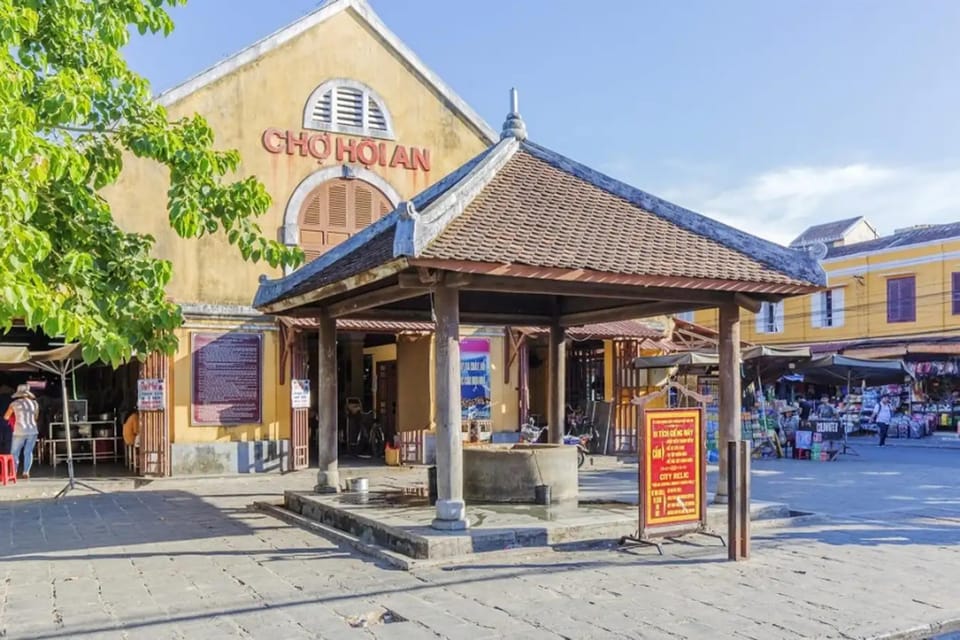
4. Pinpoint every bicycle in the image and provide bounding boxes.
[347,410,385,458]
